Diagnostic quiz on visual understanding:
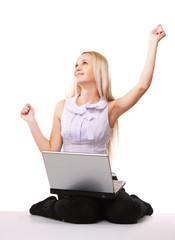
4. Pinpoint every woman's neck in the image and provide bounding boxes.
[76,89,100,105]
